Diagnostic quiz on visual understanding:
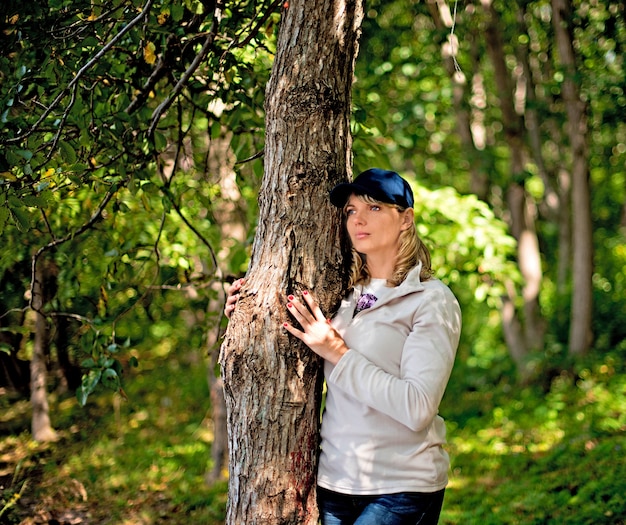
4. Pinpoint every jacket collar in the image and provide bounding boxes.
[353,261,425,310]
